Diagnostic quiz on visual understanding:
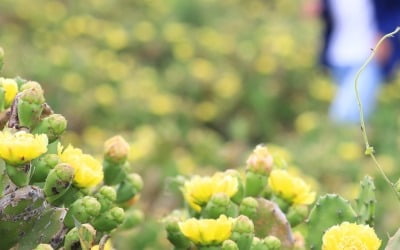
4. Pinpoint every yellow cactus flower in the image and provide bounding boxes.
[0,131,48,165]
[91,239,113,250]
[179,215,233,245]
[0,78,18,107]
[268,169,315,205]
[58,144,103,187]
[322,222,381,250]
[182,173,238,212]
